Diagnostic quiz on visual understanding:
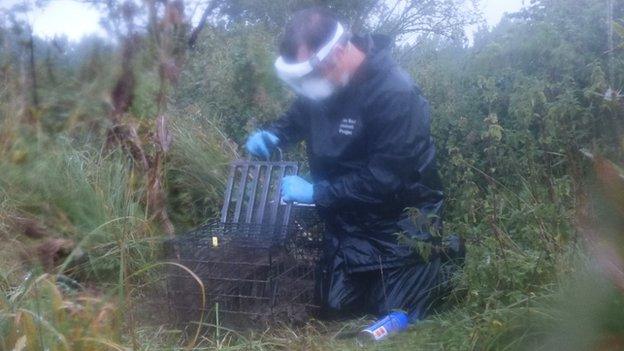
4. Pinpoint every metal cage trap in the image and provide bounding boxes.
[163,156,323,328]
